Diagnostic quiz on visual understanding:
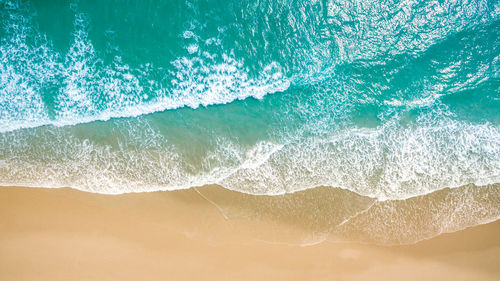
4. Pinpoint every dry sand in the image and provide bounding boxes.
[1,185,499,281]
